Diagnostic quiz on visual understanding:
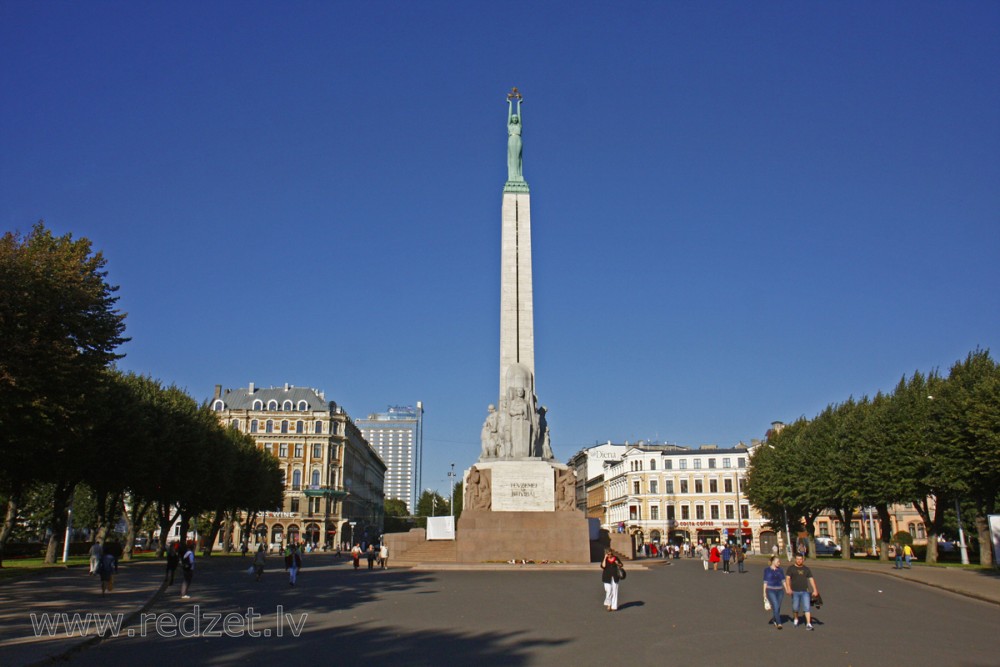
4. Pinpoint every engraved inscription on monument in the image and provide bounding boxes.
[490,462,555,511]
